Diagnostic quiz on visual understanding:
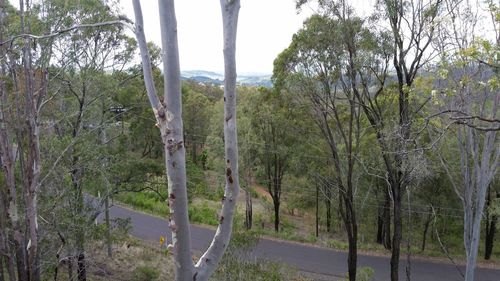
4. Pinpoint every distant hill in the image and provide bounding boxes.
[181,70,272,87]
